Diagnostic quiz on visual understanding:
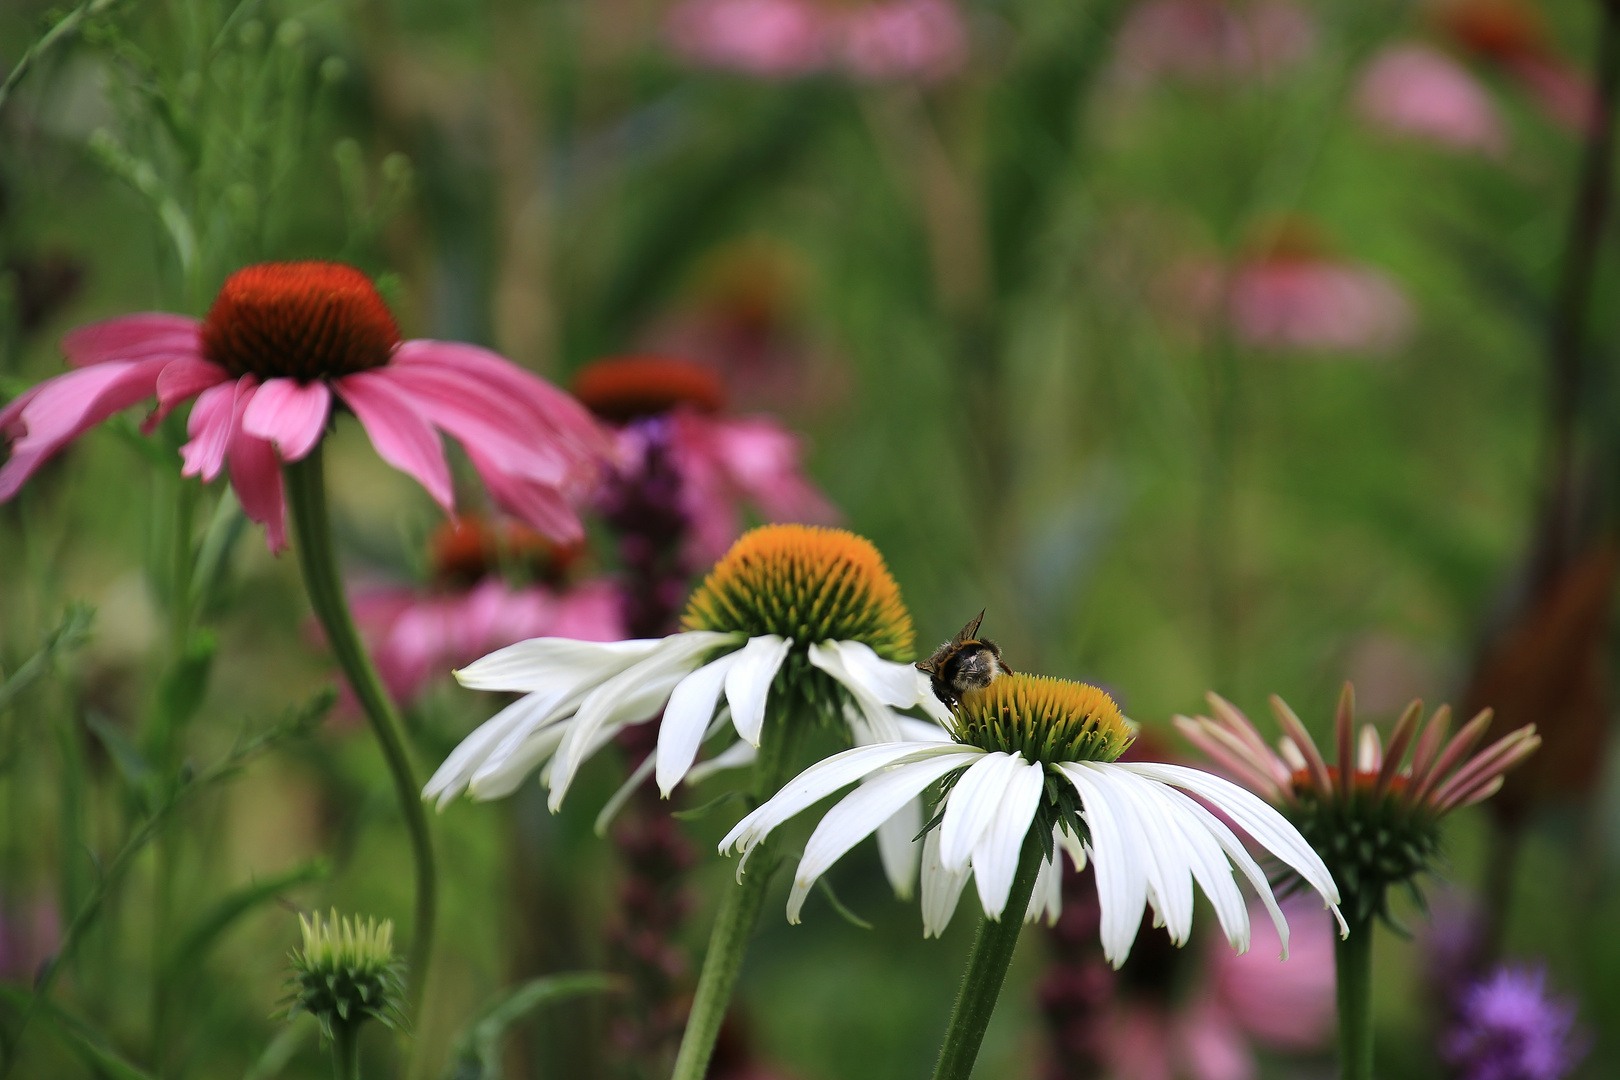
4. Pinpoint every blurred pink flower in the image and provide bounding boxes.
[665,0,830,77]
[840,0,969,83]
[0,262,610,552]
[1098,898,1336,1080]
[1113,0,1315,86]
[1439,0,1596,133]
[1356,44,1507,155]
[1228,256,1415,354]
